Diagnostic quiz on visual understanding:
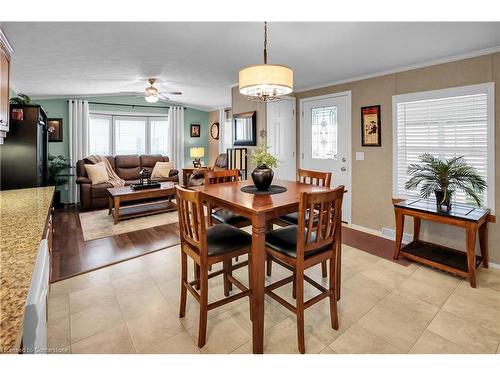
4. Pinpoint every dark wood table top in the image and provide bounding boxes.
[192,179,332,216]
[394,198,489,222]
[107,181,176,198]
